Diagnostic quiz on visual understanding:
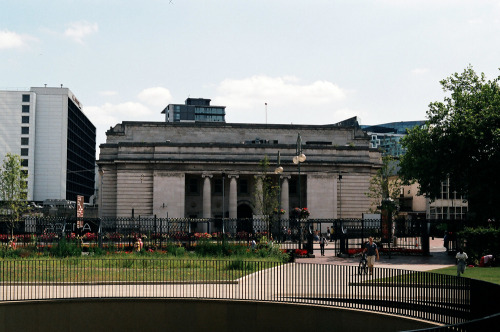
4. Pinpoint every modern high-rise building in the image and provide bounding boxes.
[361,121,426,157]
[0,87,96,203]
[162,98,226,123]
